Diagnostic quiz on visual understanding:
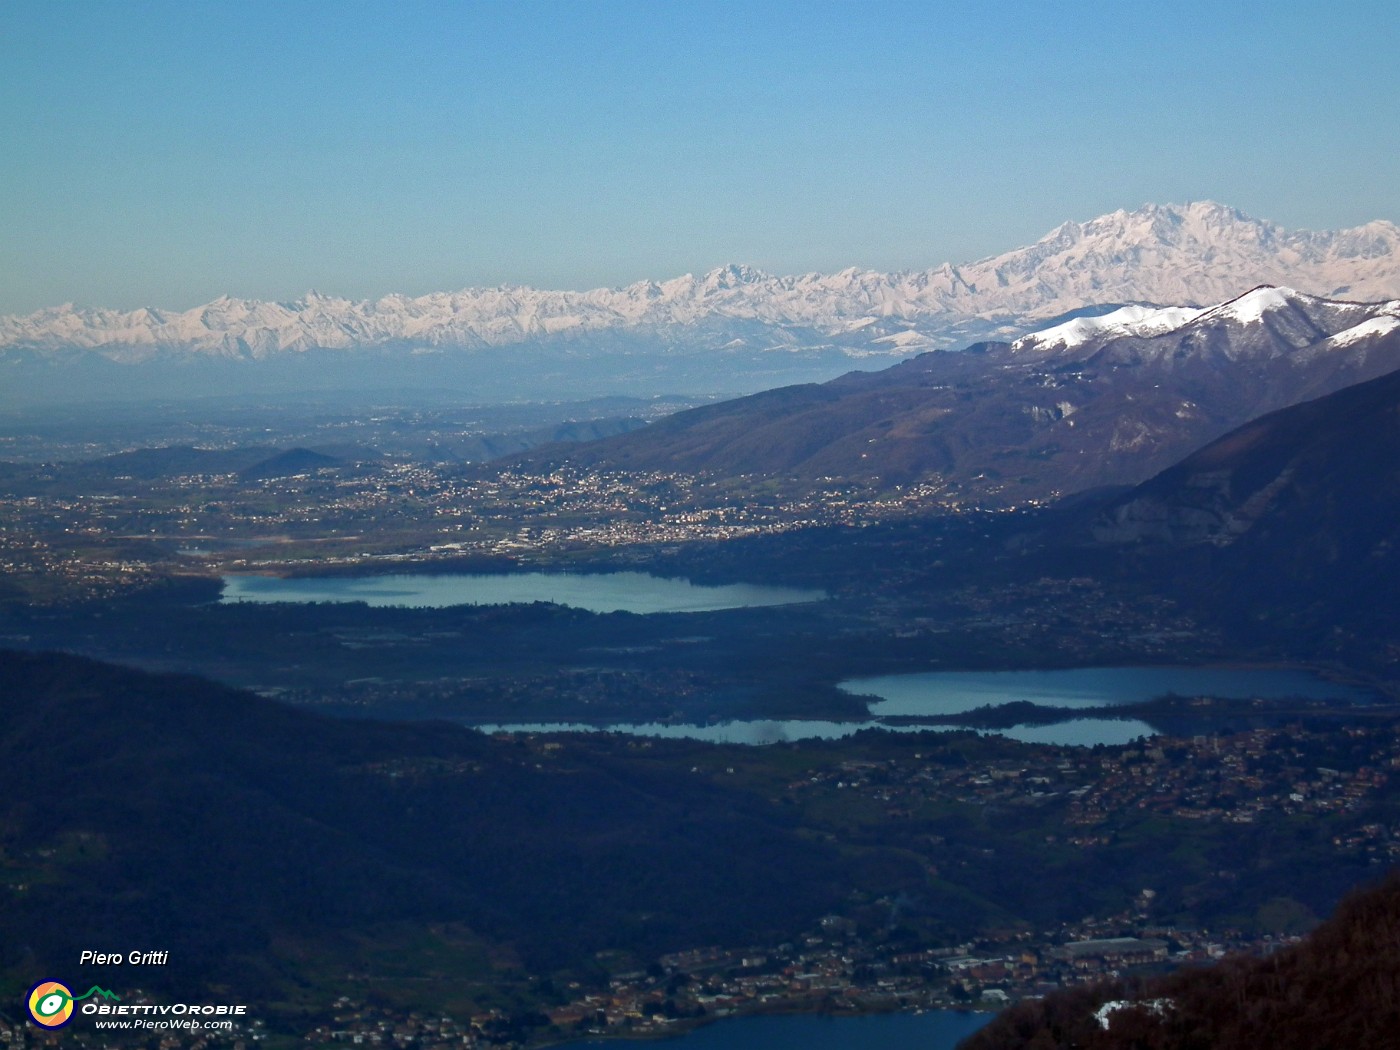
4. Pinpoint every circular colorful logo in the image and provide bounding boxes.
[28,980,75,1028]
